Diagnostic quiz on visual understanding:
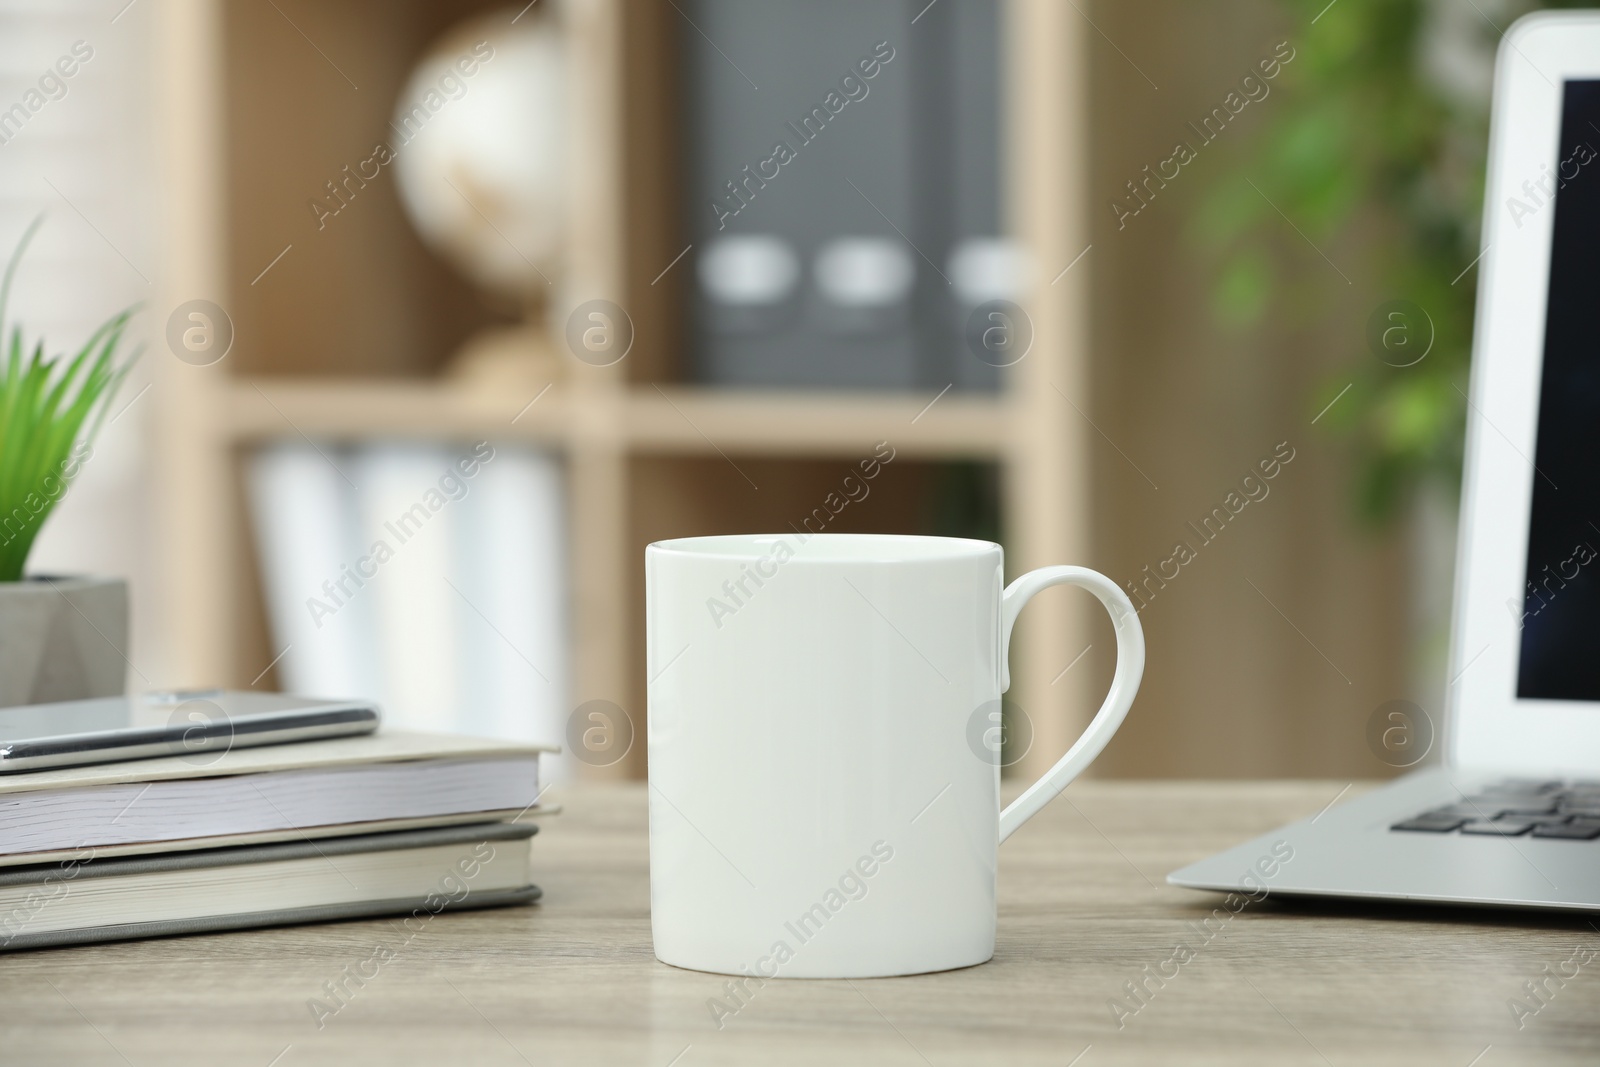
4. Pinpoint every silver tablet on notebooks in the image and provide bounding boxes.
[0,689,378,773]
